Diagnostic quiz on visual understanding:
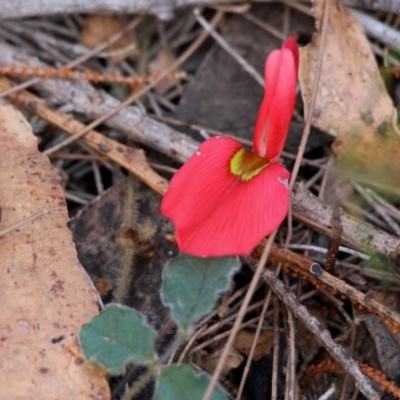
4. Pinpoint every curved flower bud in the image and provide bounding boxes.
[253,37,299,162]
